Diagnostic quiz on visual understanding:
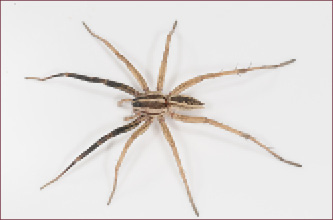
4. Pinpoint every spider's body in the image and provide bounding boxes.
[26,21,301,217]
[131,93,204,117]
[132,92,169,116]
